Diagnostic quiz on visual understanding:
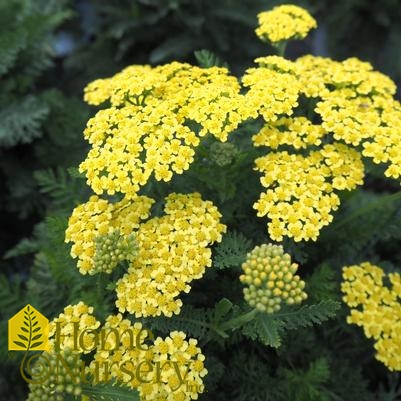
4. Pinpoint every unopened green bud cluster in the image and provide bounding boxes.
[27,348,82,401]
[210,142,238,167]
[240,244,307,313]
[93,229,138,274]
